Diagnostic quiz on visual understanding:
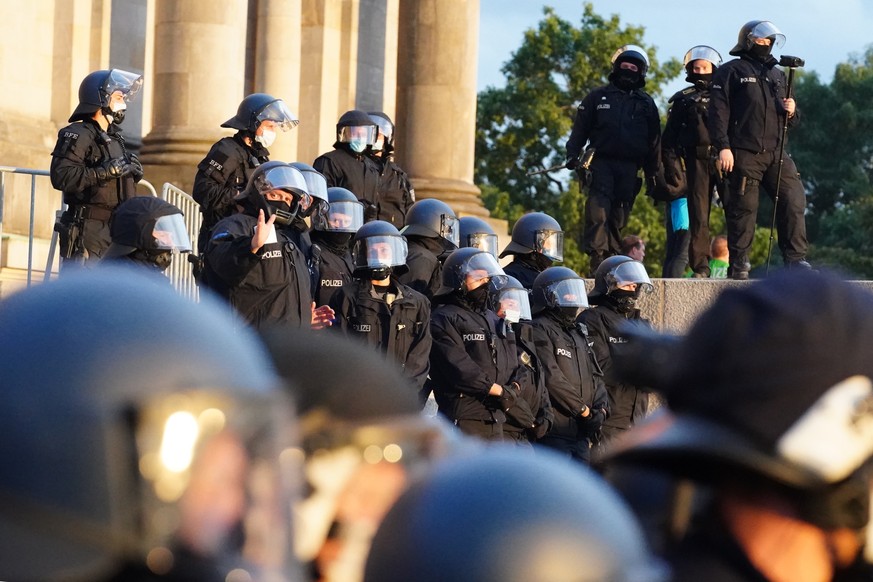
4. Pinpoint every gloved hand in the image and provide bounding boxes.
[498,382,520,413]
[506,396,536,429]
[532,415,552,440]
[128,153,144,182]
[565,157,579,170]
[94,158,132,182]
[644,175,657,198]
[364,203,378,222]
